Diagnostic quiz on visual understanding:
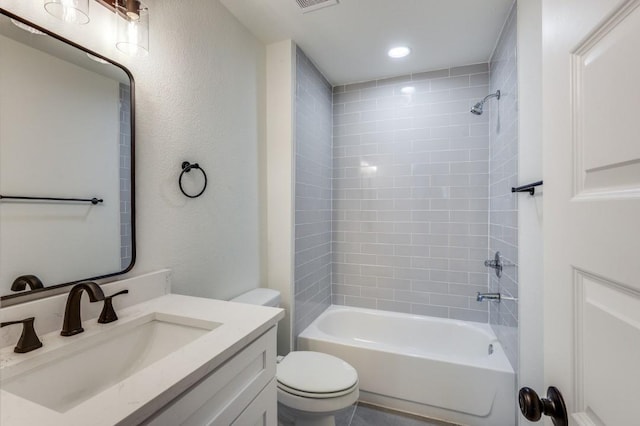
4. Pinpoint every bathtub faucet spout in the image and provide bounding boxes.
[476,292,501,302]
